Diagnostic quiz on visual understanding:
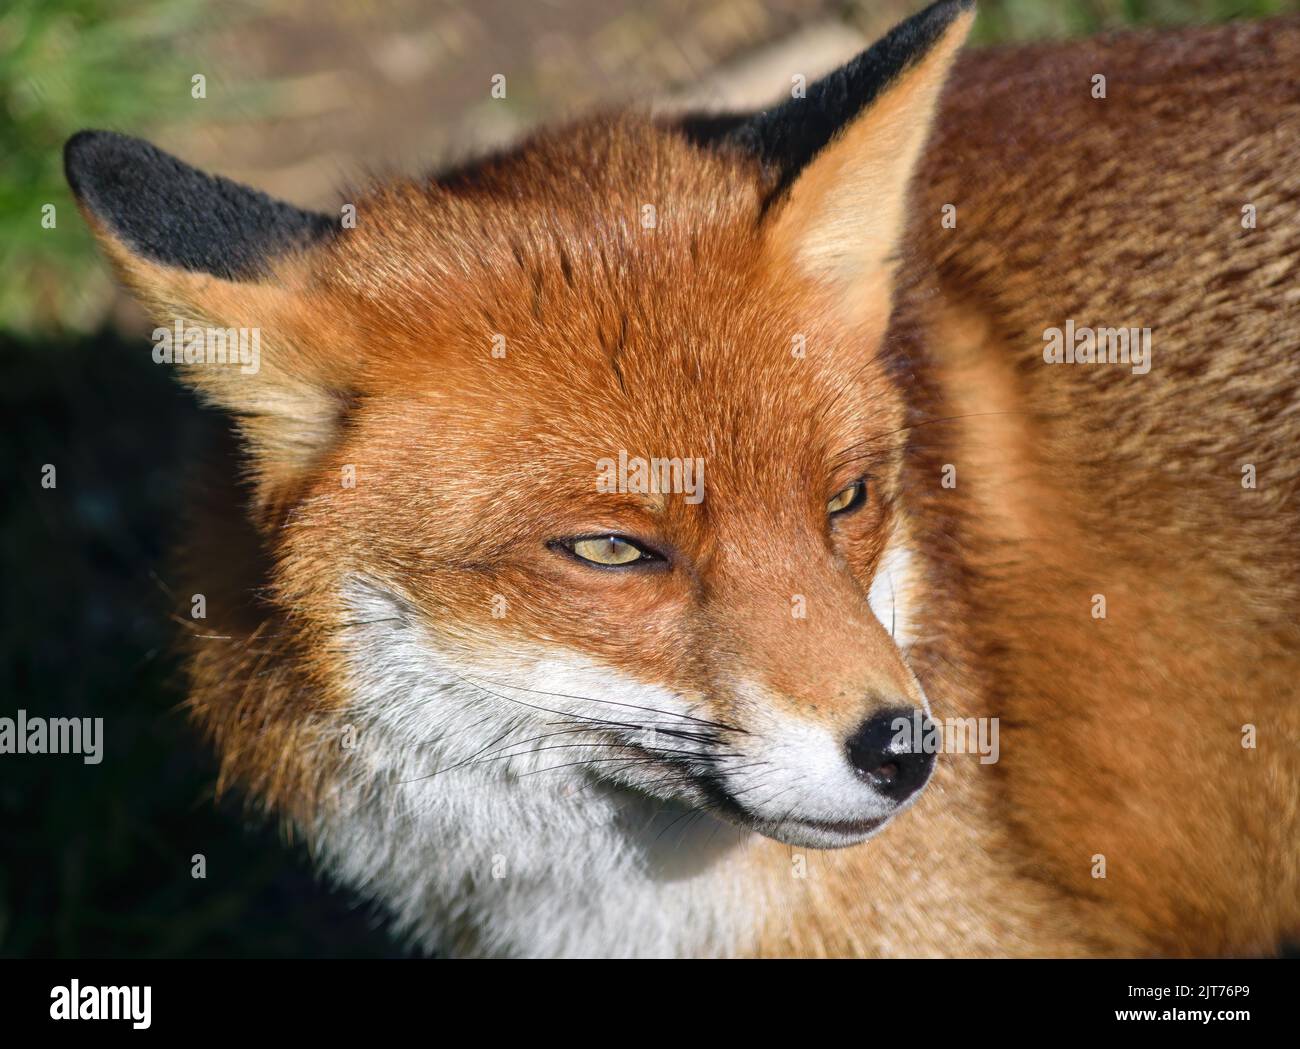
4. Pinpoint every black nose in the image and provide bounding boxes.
[846,707,935,803]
